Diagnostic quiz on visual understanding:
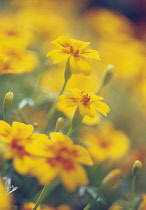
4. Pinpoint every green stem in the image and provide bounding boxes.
[130,174,136,210]
[0,162,9,177]
[33,179,60,210]
[67,127,76,137]
[44,79,68,133]
[83,194,103,210]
